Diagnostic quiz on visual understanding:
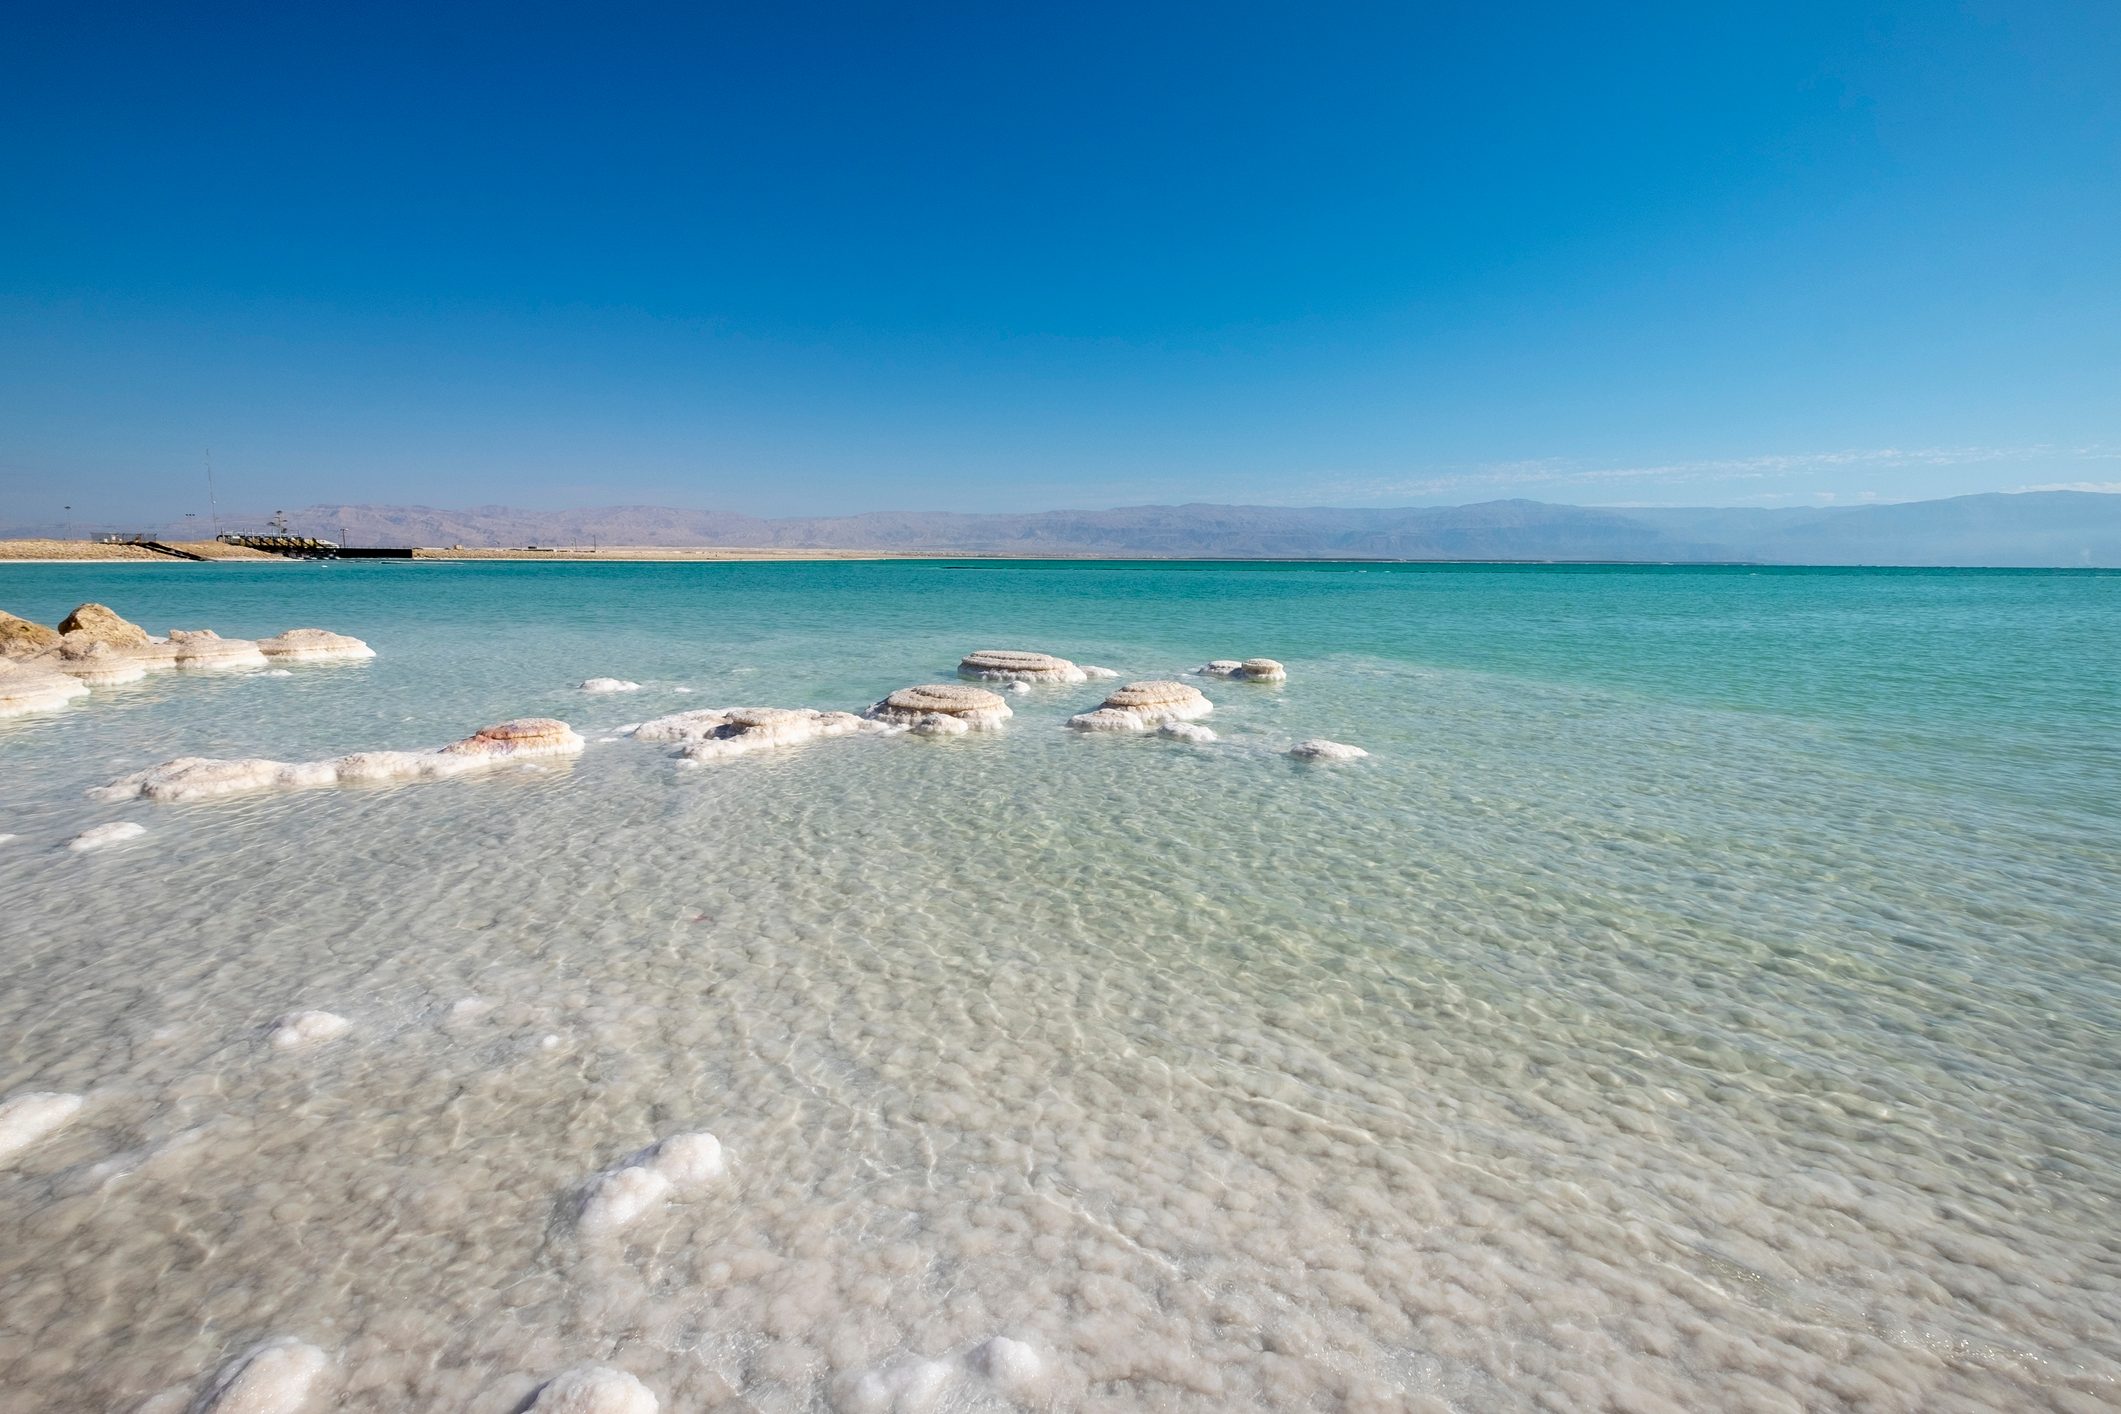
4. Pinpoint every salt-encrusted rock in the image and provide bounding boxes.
[68,821,146,851]
[1160,721,1217,744]
[846,1359,956,1414]
[526,1365,658,1414]
[969,1337,1046,1398]
[1197,657,1286,681]
[958,649,1088,684]
[866,684,1012,735]
[1081,664,1120,679]
[630,707,874,761]
[256,628,375,663]
[1288,738,1368,761]
[577,1131,725,1233]
[168,628,269,671]
[196,1338,328,1414]
[578,677,641,693]
[57,602,151,648]
[0,610,62,659]
[94,720,586,802]
[269,1011,351,1050]
[0,658,92,717]
[1068,680,1213,733]
[0,1091,83,1165]
[48,636,154,685]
